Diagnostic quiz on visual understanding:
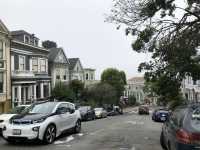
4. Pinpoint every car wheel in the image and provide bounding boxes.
[160,131,167,150]
[74,120,81,133]
[43,124,56,144]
